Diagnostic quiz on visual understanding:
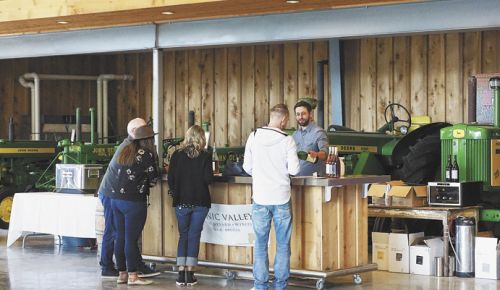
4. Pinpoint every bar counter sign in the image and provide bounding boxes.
[200,203,254,246]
